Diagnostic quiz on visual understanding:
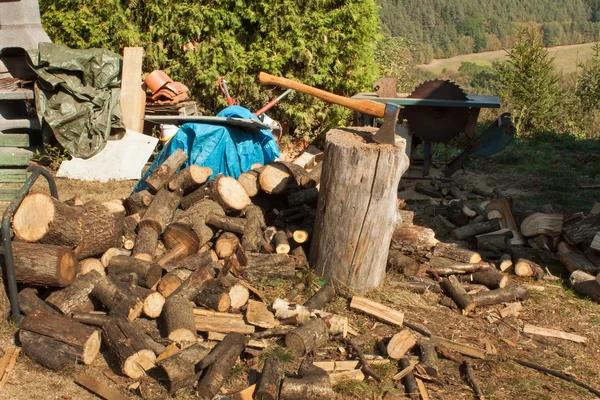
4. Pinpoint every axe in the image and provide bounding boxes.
[259,72,399,145]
